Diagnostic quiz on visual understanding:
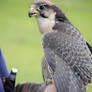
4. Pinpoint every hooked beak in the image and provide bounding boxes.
[28,8,39,17]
